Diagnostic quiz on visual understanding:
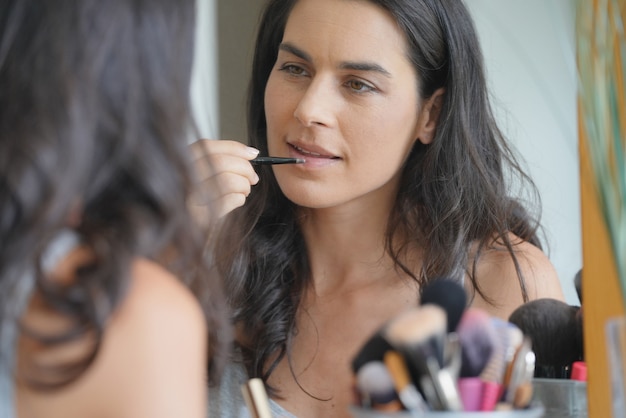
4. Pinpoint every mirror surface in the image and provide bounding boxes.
[193,0,581,304]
